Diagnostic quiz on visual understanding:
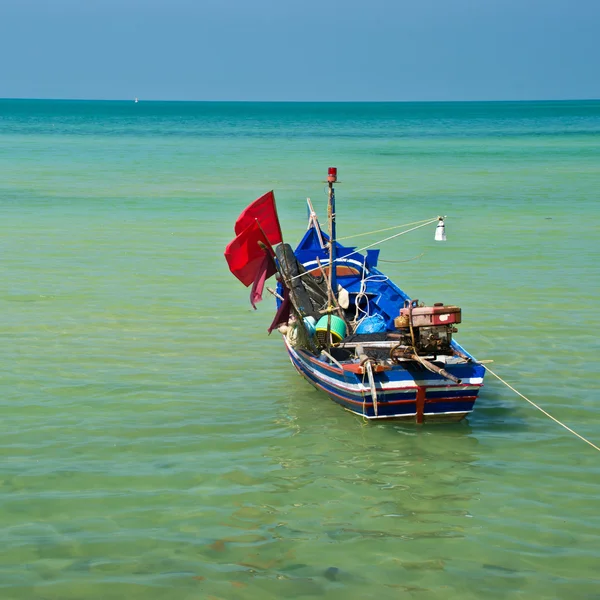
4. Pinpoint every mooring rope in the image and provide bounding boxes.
[484,365,600,453]
[337,217,438,242]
